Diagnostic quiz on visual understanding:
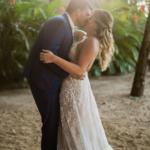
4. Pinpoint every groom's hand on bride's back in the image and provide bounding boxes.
[71,74,85,80]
